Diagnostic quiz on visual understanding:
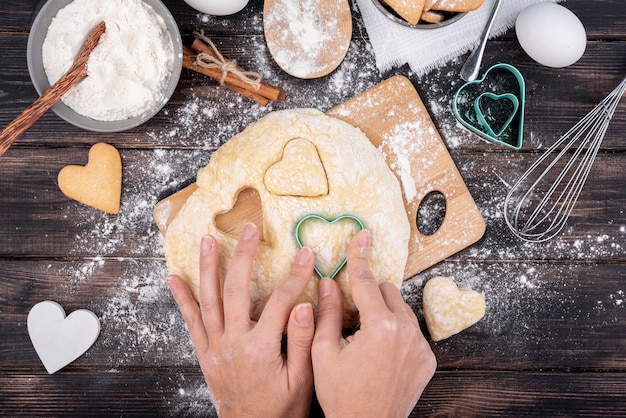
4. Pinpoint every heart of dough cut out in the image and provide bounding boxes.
[295,214,364,279]
[264,138,328,197]
[423,276,486,341]
[27,301,101,374]
[58,143,122,214]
